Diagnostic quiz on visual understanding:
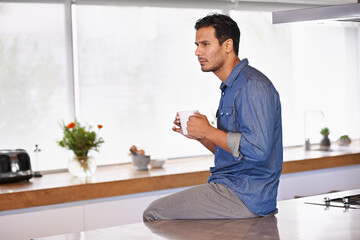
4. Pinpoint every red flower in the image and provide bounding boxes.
[97,124,103,129]
[67,122,76,129]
